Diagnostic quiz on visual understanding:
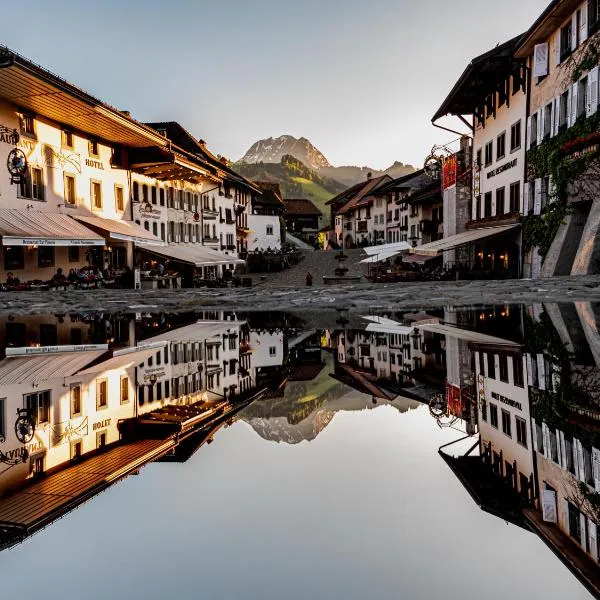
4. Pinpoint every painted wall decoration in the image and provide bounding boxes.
[0,125,19,145]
